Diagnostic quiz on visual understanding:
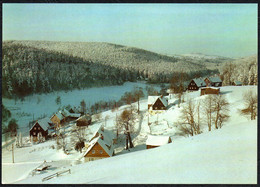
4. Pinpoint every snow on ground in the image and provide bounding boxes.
[2,81,161,138]
[15,119,257,184]
[2,85,257,184]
